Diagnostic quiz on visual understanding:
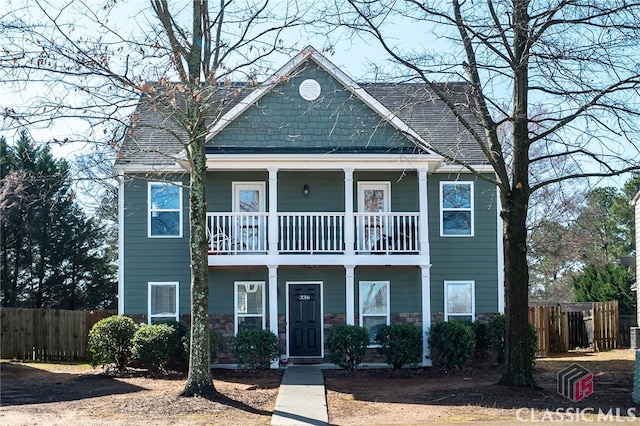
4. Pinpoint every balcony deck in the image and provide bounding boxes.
[206,212,421,264]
